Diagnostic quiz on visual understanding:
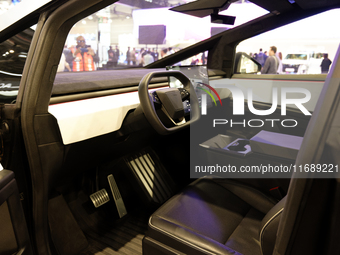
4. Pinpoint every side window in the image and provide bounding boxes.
[174,51,208,66]
[236,9,340,75]
[0,27,34,103]
[235,52,261,74]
